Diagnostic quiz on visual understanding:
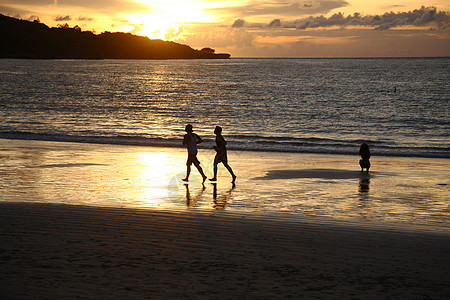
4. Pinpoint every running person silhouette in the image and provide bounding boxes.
[182,124,207,184]
[209,126,236,183]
